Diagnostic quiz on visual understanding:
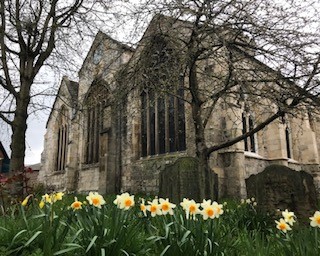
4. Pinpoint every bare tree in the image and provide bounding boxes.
[126,0,320,199]
[0,0,123,170]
